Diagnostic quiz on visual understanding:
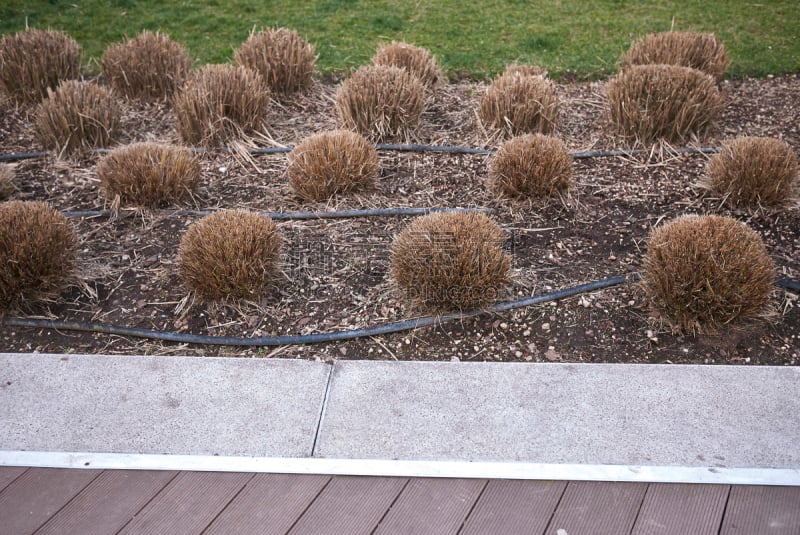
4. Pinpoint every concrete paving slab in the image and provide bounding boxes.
[315,361,800,469]
[0,353,331,457]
